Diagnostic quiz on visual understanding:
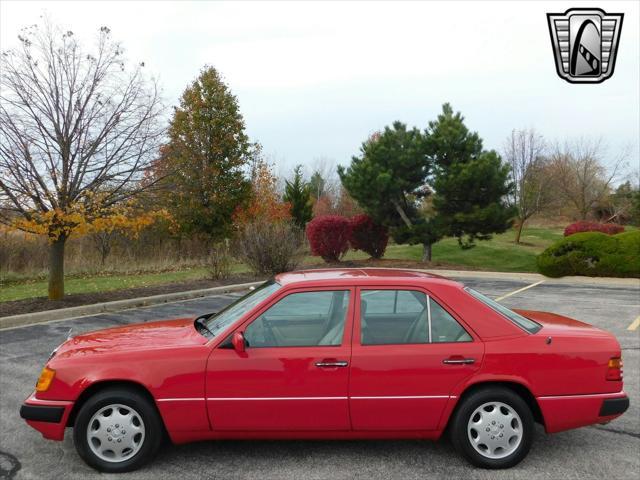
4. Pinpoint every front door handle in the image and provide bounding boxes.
[315,360,349,368]
[443,358,475,365]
